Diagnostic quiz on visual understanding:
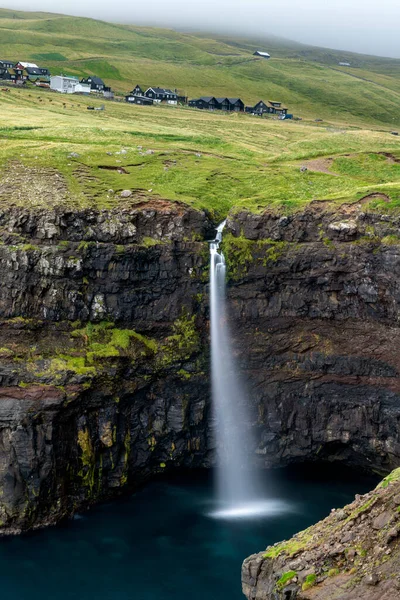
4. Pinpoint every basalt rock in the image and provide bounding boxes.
[0,202,399,536]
